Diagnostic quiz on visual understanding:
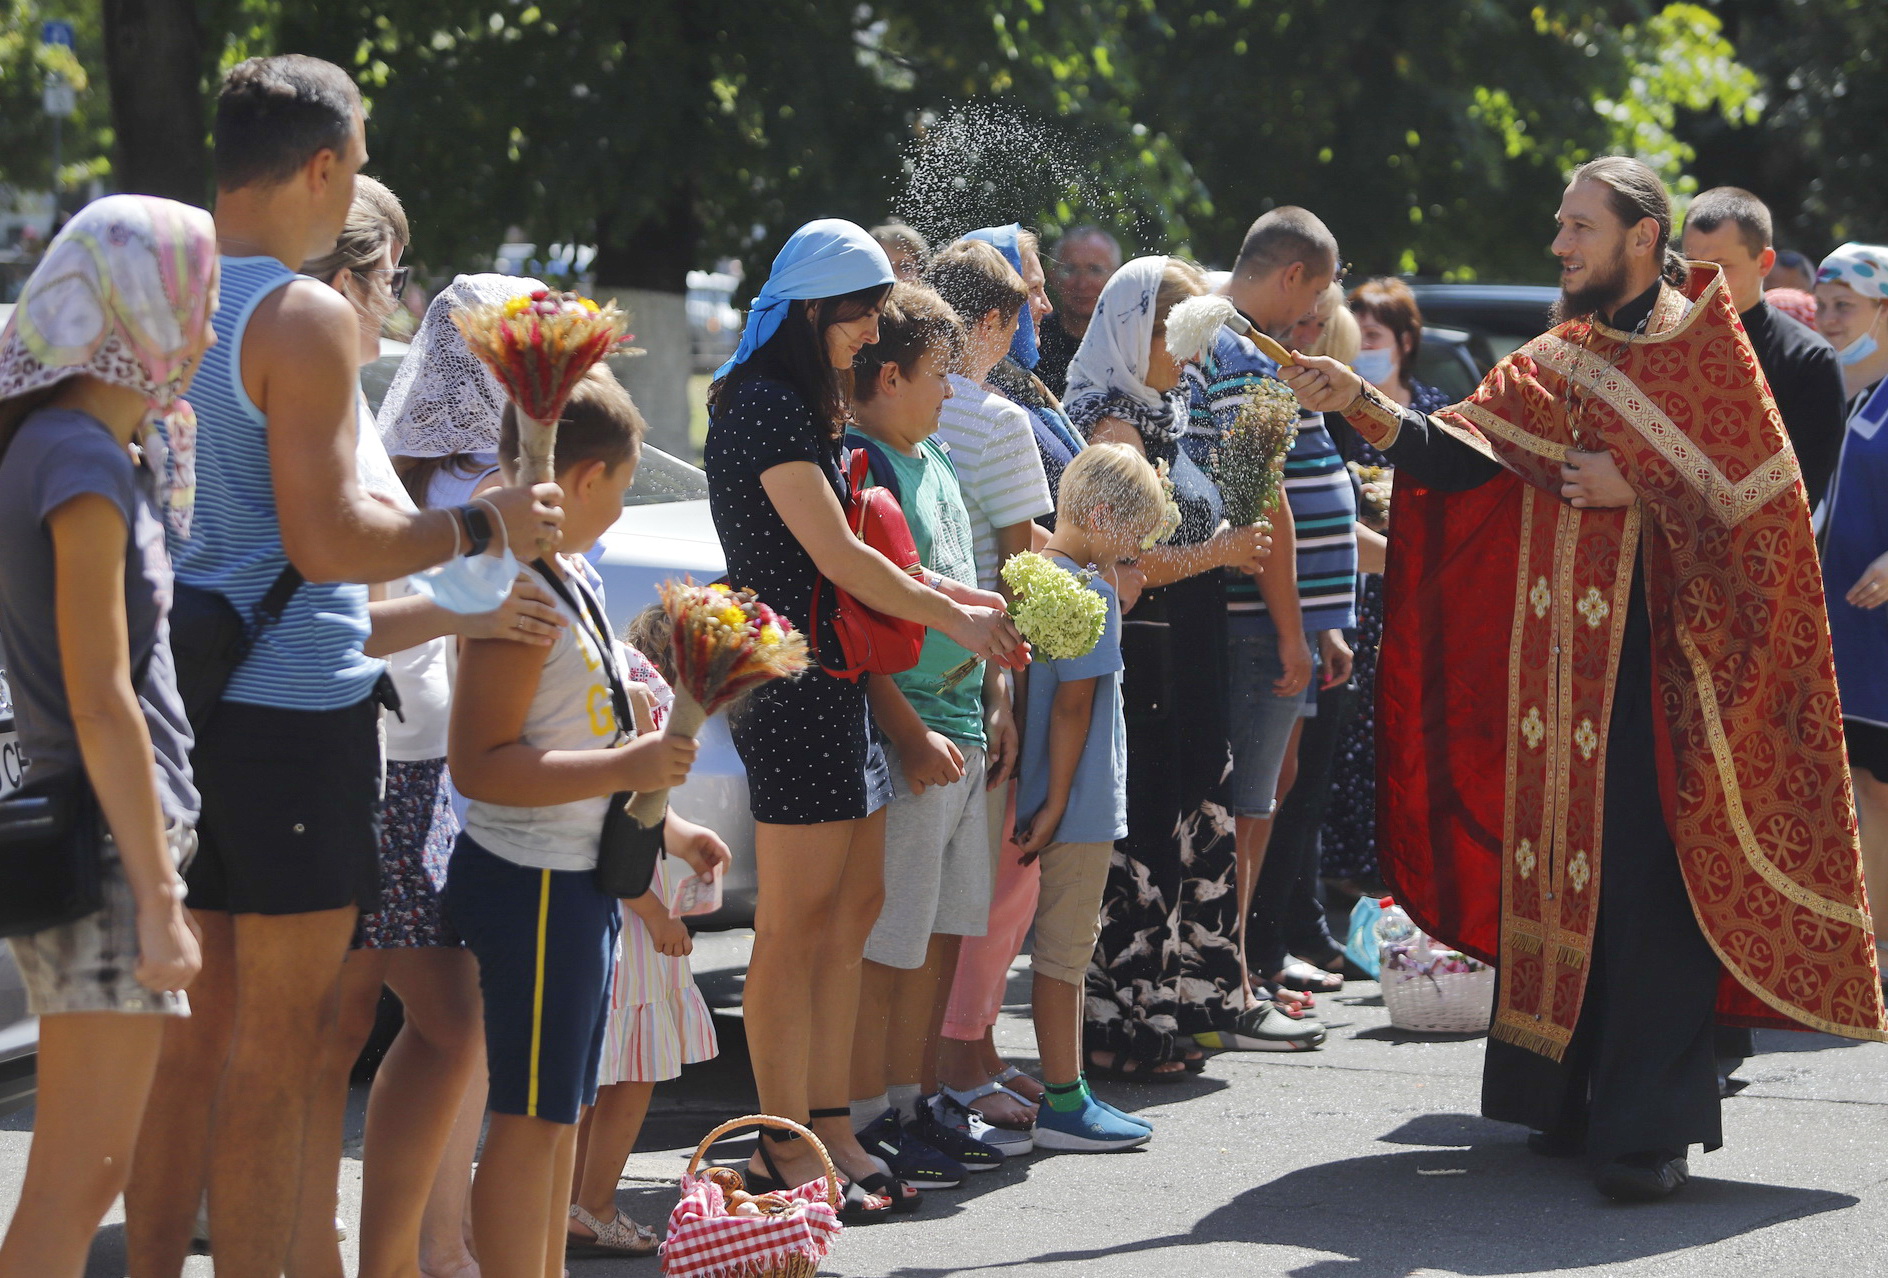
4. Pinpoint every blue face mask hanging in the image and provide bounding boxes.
[408,502,522,614]
[965,224,1040,370]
